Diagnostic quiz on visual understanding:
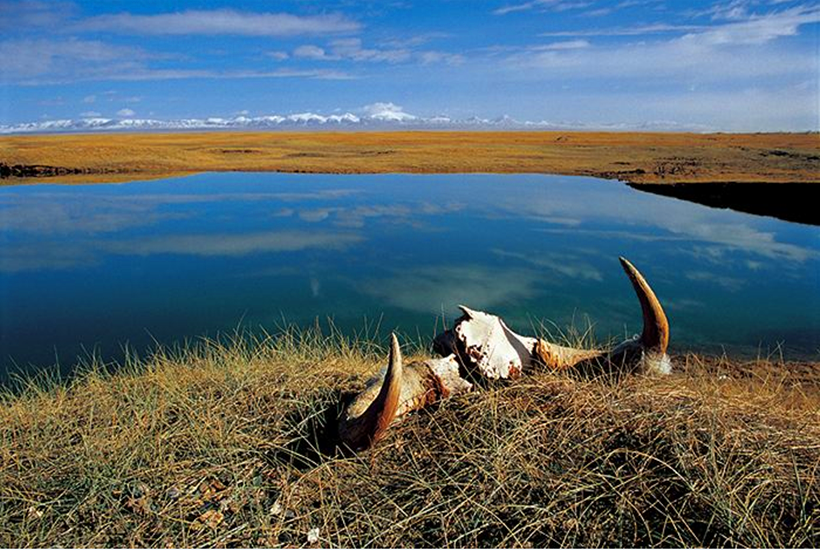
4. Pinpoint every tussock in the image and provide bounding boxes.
[1,328,818,547]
